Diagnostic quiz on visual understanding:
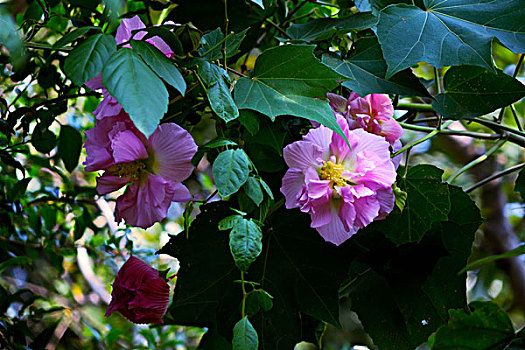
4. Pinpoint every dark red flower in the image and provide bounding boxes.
[105,256,170,324]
